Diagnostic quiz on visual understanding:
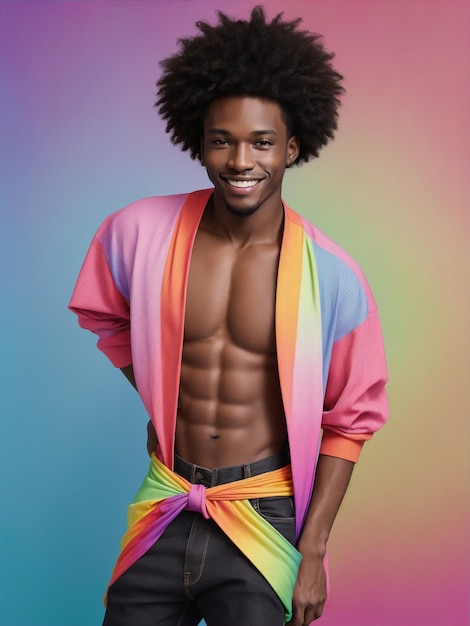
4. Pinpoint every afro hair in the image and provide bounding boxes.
[156,5,344,165]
